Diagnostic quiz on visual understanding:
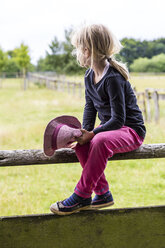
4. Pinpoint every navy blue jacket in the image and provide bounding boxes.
[83,66,146,138]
